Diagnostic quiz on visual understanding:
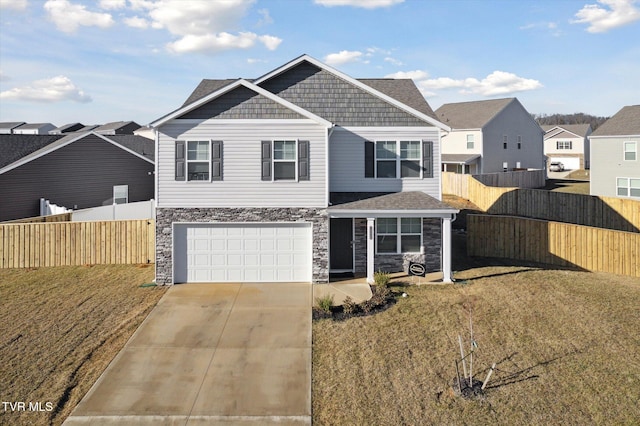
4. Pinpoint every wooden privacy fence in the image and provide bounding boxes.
[472,169,546,189]
[467,214,640,278]
[0,219,155,268]
[2,212,73,223]
[442,172,640,232]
